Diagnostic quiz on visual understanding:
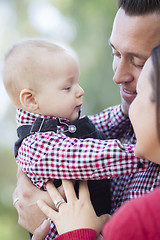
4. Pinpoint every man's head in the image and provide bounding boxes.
[3,39,84,121]
[109,0,160,115]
